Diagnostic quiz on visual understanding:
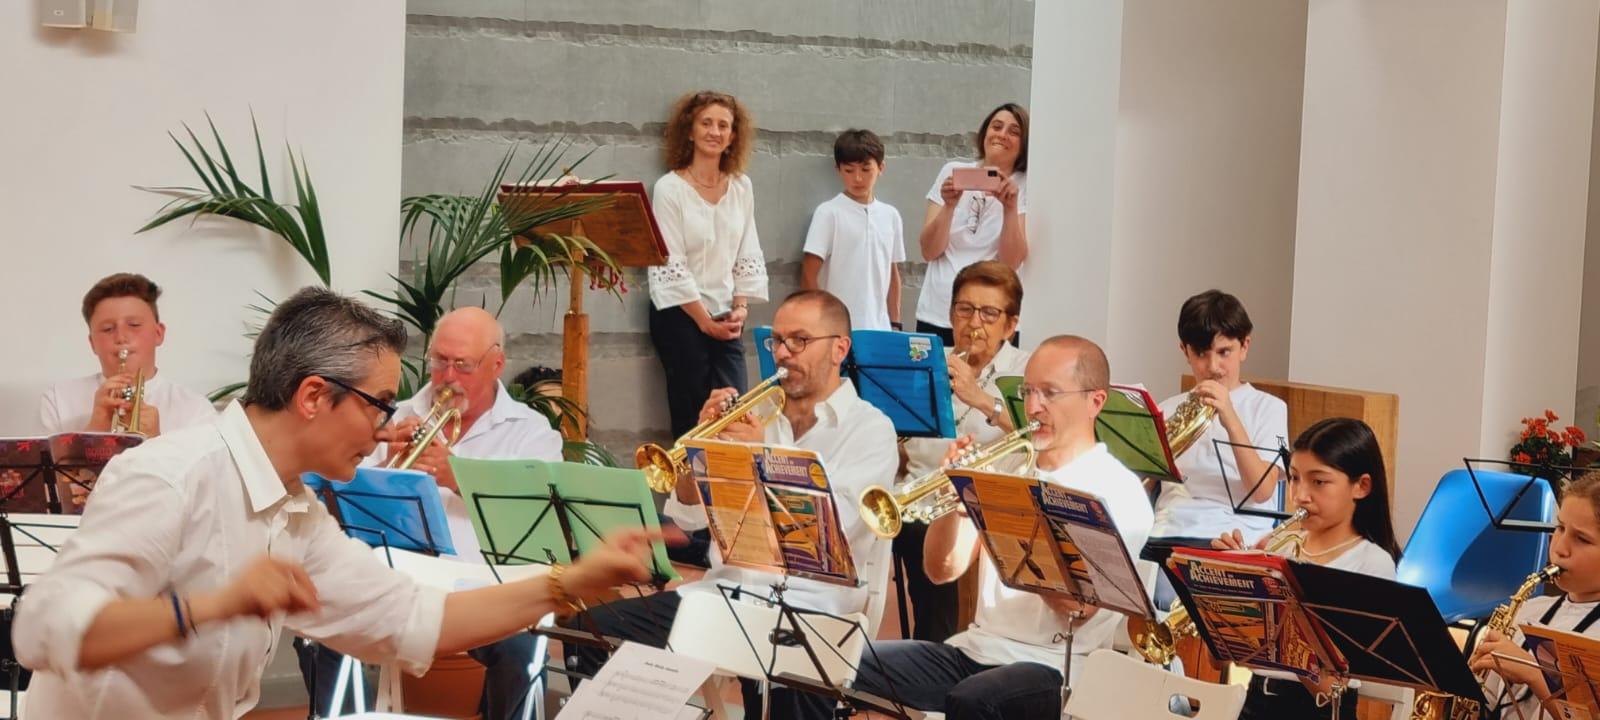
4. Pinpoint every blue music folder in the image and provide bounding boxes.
[302,466,456,556]
[755,327,956,438]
